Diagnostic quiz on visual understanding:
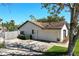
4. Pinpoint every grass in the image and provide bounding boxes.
[44,39,79,56]
[44,46,67,56]
[47,46,67,52]
[73,39,79,56]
